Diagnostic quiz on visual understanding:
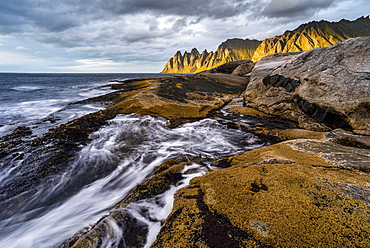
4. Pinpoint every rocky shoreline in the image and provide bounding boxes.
[1,37,370,247]
[152,37,370,247]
